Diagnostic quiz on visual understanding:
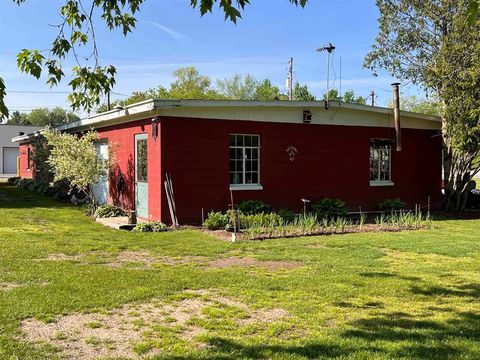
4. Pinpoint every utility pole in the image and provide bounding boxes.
[287,57,293,100]
[369,90,376,107]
